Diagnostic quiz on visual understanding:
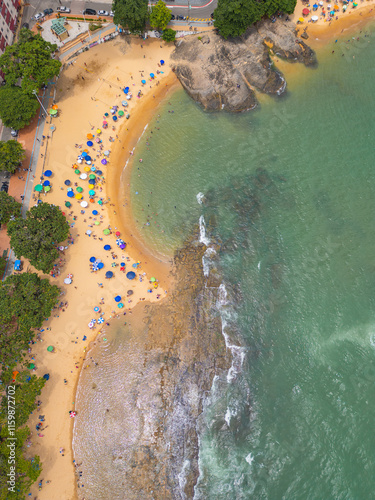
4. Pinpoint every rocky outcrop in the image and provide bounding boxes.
[171,18,316,112]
